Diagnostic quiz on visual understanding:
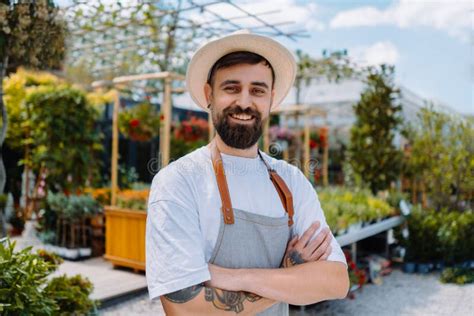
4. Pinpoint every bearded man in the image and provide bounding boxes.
[146,30,349,315]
